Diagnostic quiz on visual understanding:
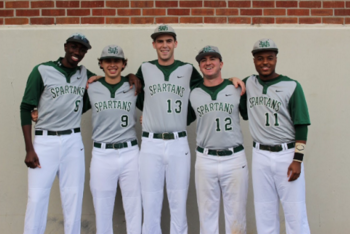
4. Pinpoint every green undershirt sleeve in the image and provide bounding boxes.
[189,66,203,89]
[239,77,249,120]
[86,69,96,78]
[295,124,308,141]
[20,65,44,126]
[82,91,91,113]
[135,66,145,111]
